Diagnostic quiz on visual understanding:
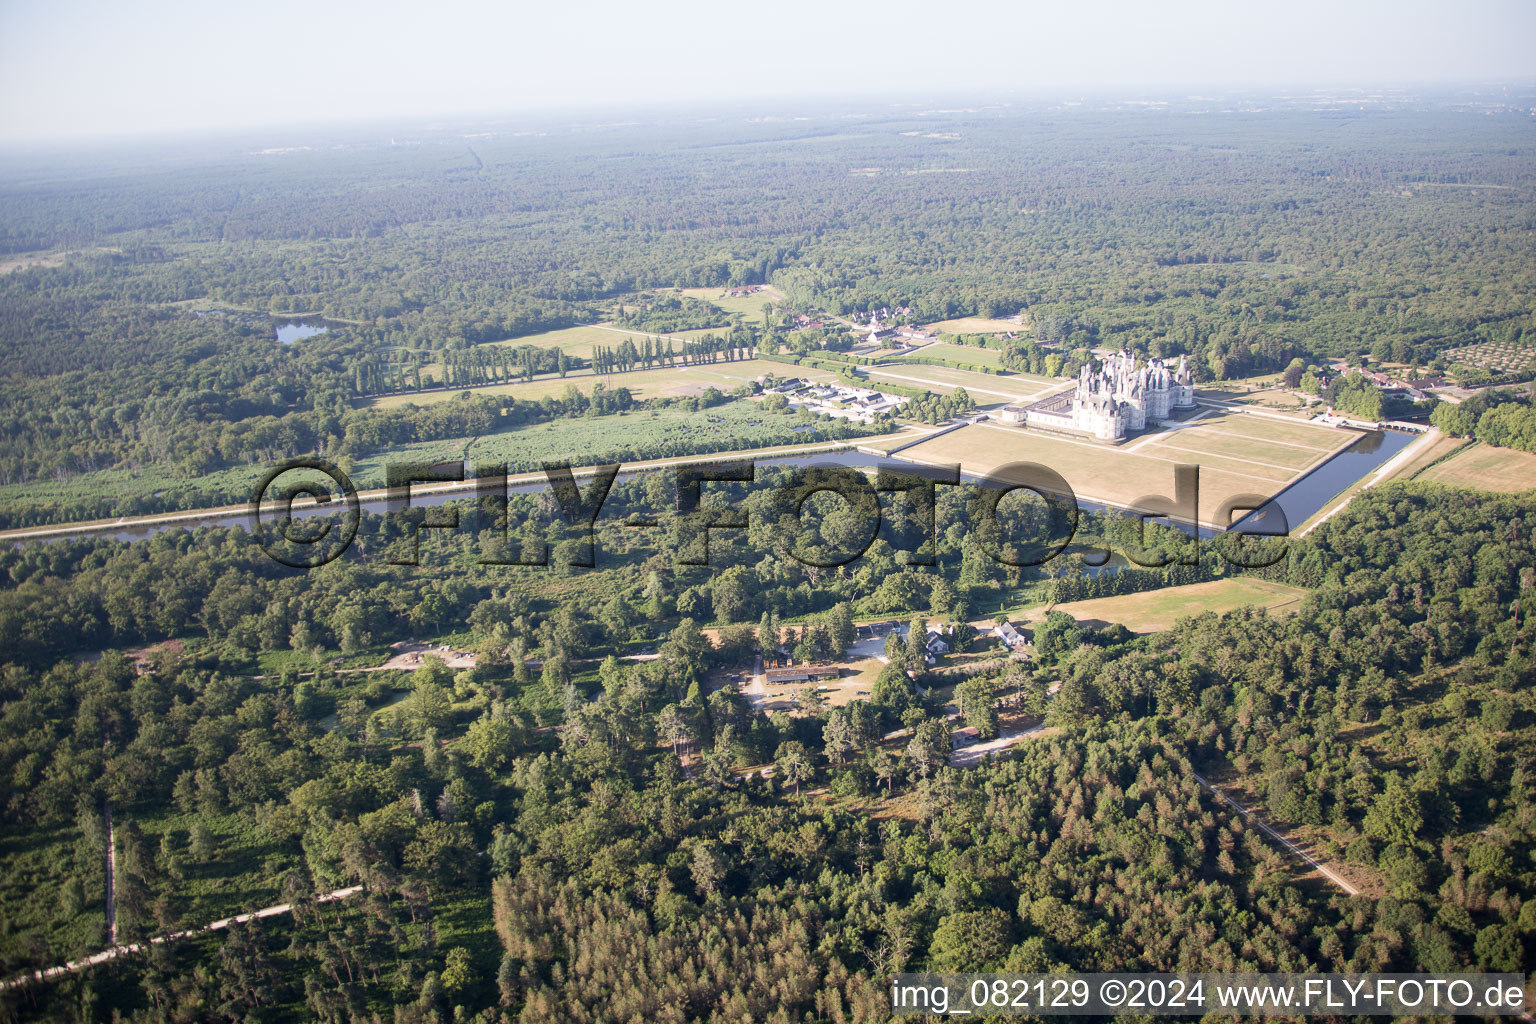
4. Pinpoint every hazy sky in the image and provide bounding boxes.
[1,0,1533,141]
